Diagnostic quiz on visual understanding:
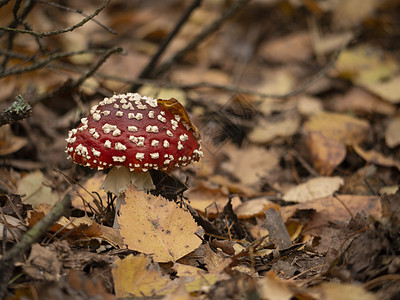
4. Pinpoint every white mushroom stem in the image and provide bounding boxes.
[101,166,156,228]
